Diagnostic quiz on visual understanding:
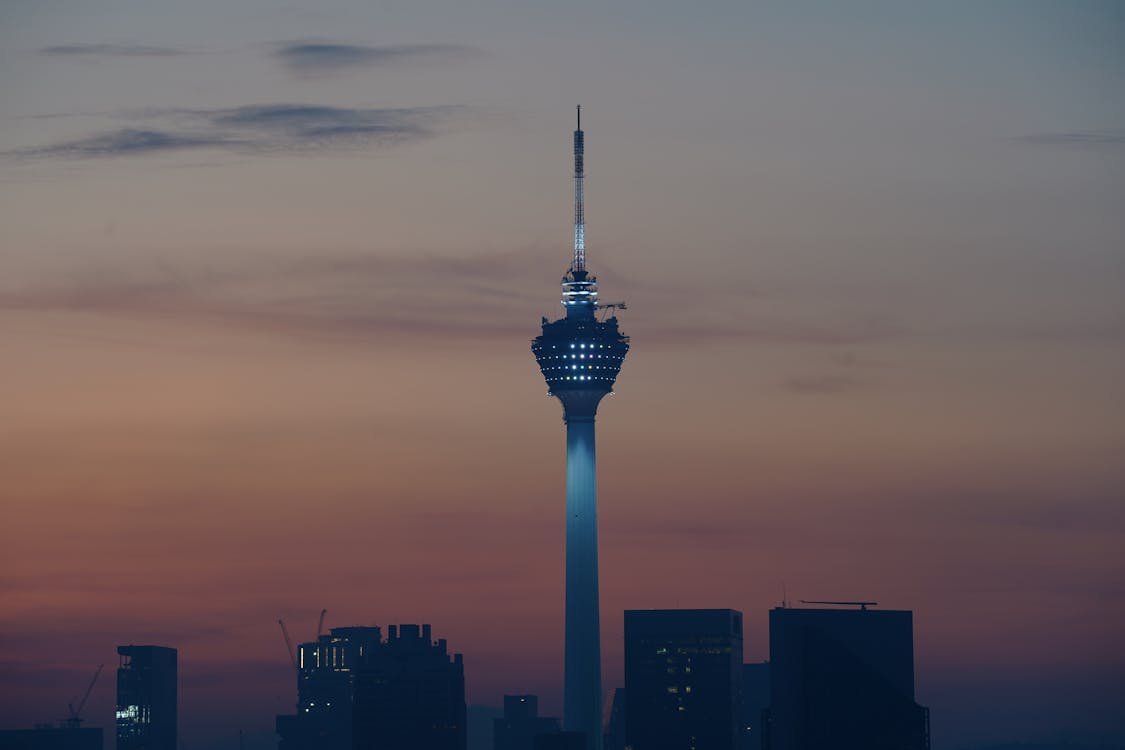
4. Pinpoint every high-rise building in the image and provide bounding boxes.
[493,695,560,750]
[764,605,930,750]
[623,609,744,750]
[532,733,586,750]
[0,727,102,750]
[351,624,466,750]
[602,689,625,750]
[276,626,383,750]
[531,106,630,750]
[742,662,770,750]
[115,645,176,750]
